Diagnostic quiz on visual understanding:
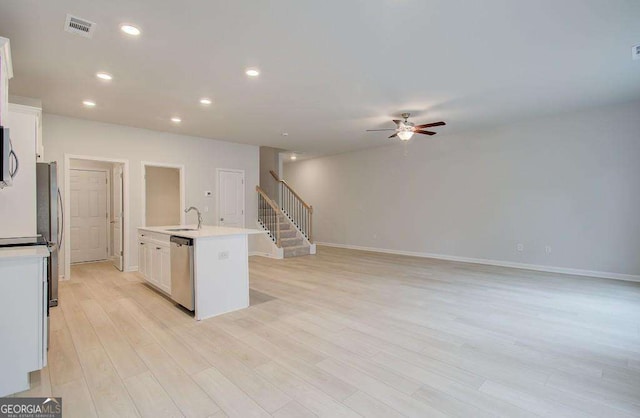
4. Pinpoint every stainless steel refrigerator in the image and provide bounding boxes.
[36,162,63,307]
